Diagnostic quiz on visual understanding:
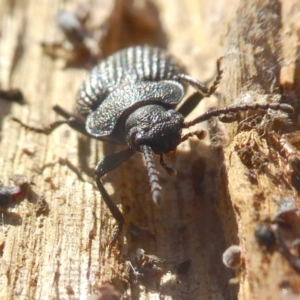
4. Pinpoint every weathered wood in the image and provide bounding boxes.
[219,0,300,299]
[1,0,300,299]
